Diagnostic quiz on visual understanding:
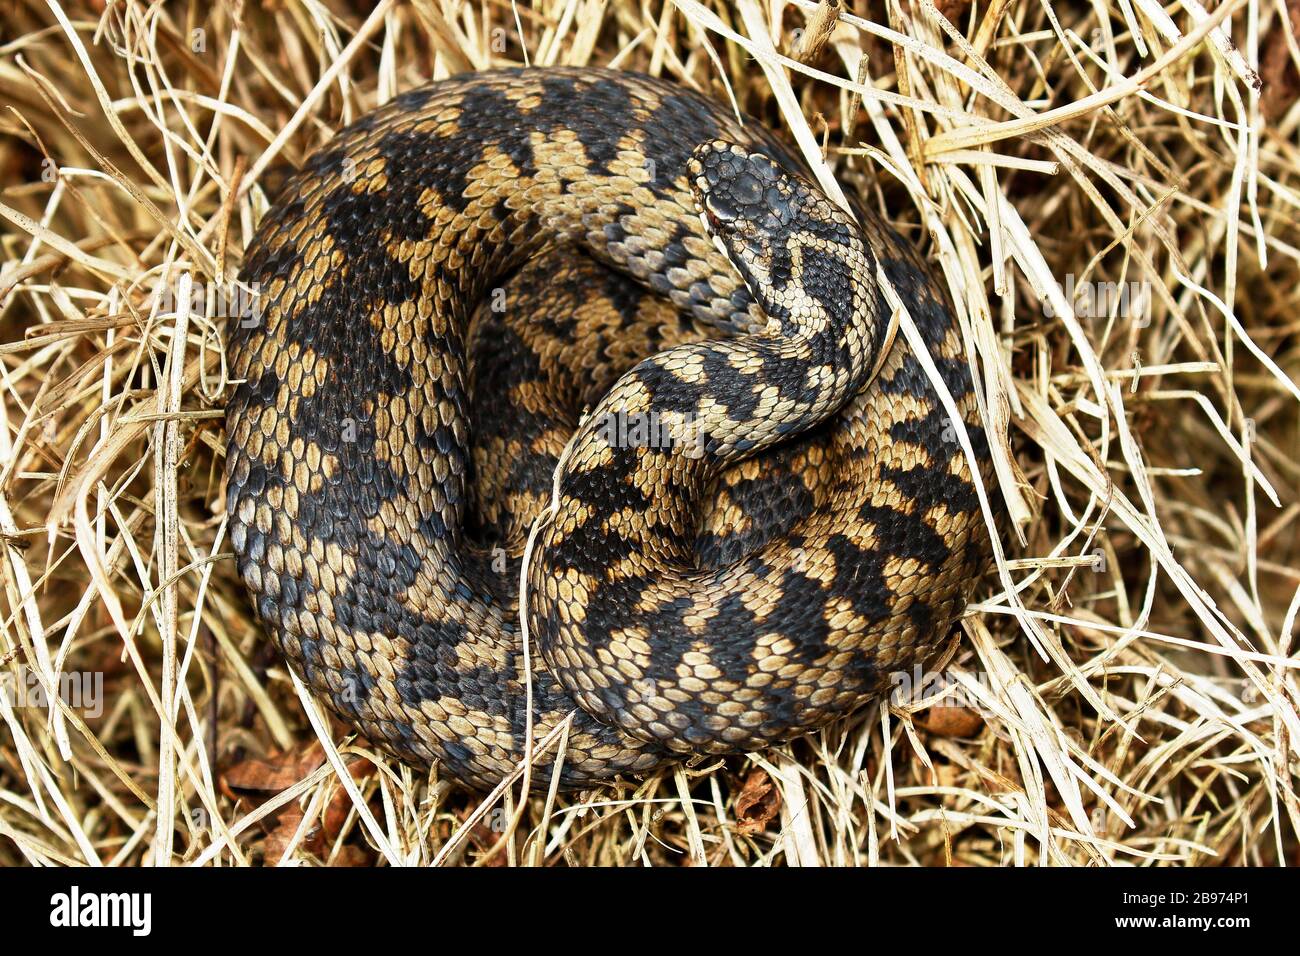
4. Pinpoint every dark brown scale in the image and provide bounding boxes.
[225,68,992,790]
